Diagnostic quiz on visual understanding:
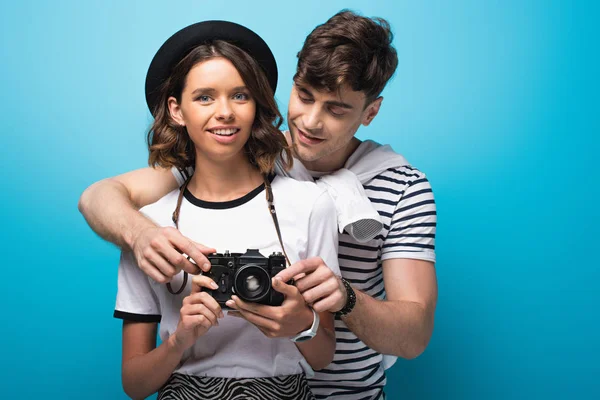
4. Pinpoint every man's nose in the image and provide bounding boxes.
[303,106,323,132]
